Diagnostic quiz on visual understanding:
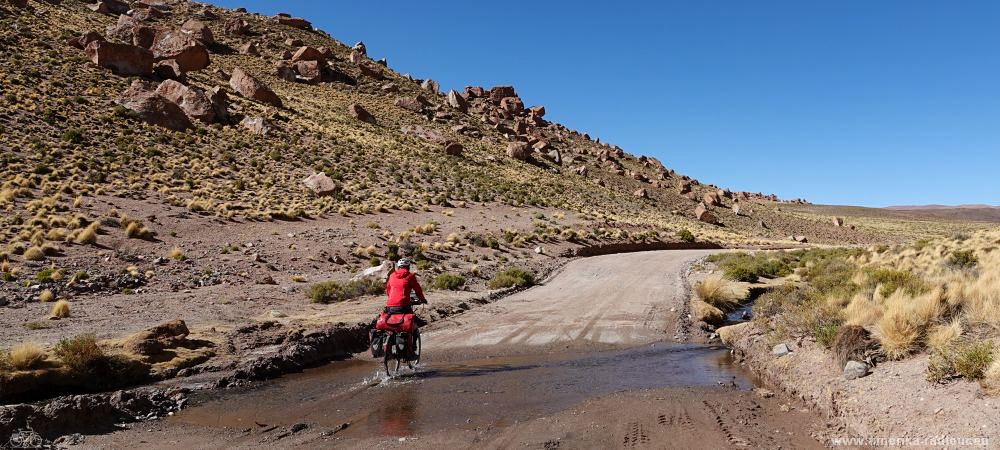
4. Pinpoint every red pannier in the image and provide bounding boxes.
[375,312,417,333]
